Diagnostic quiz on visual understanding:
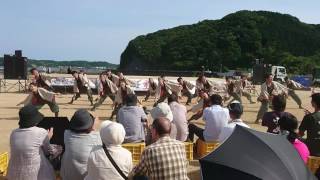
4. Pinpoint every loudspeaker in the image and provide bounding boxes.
[3,51,28,80]
[15,50,22,58]
[252,64,266,85]
[37,117,70,146]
